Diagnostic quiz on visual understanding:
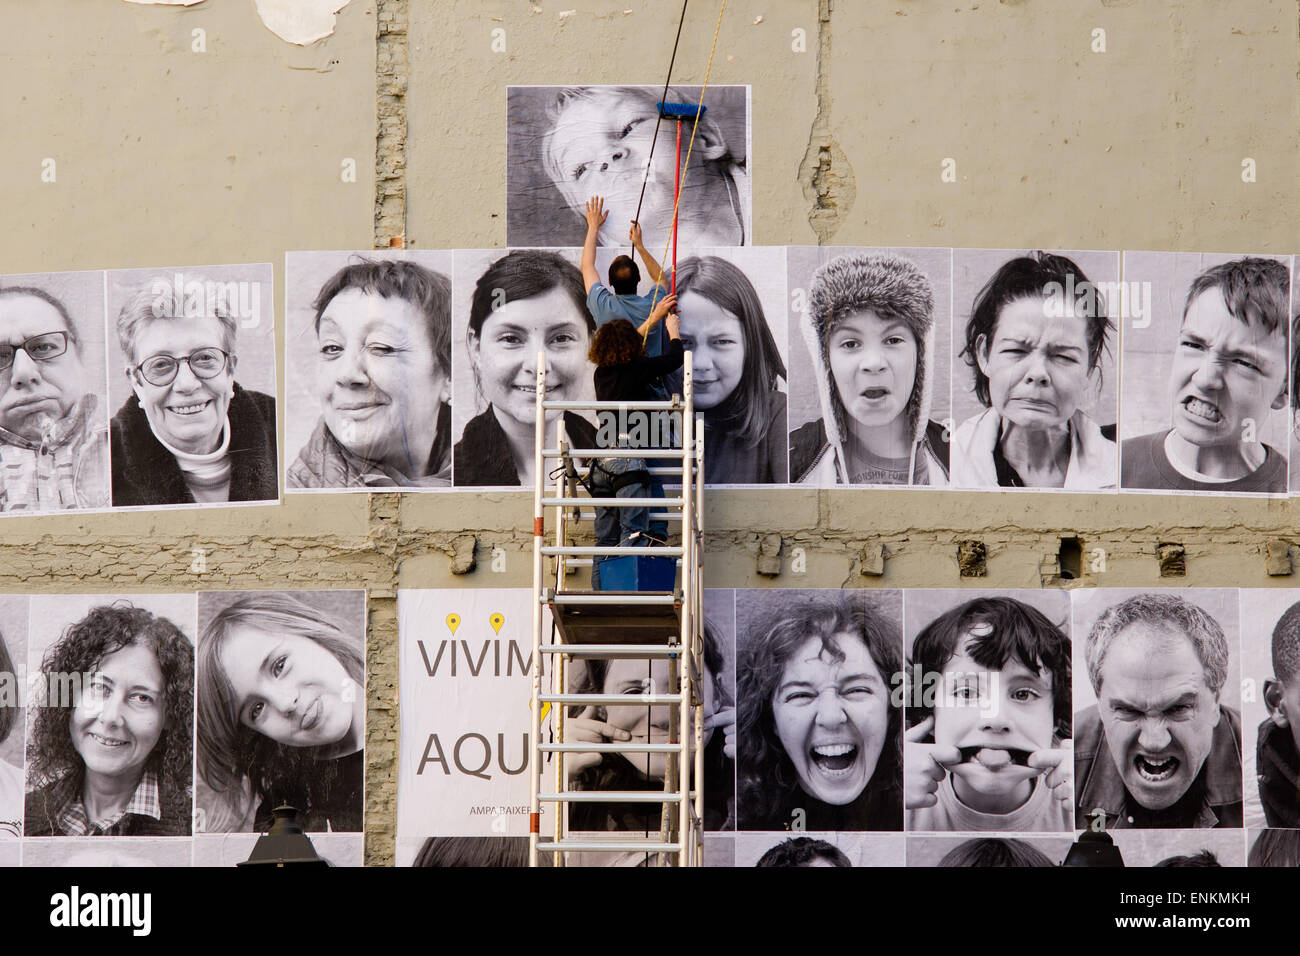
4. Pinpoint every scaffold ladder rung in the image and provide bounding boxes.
[542,447,690,459]
[539,644,682,657]
[538,742,683,753]
[543,496,685,507]
[536,841,682,854]
[538,693,682,706]
[538,792,683,804]
[540,545,683,557]
[530,349,704,868]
